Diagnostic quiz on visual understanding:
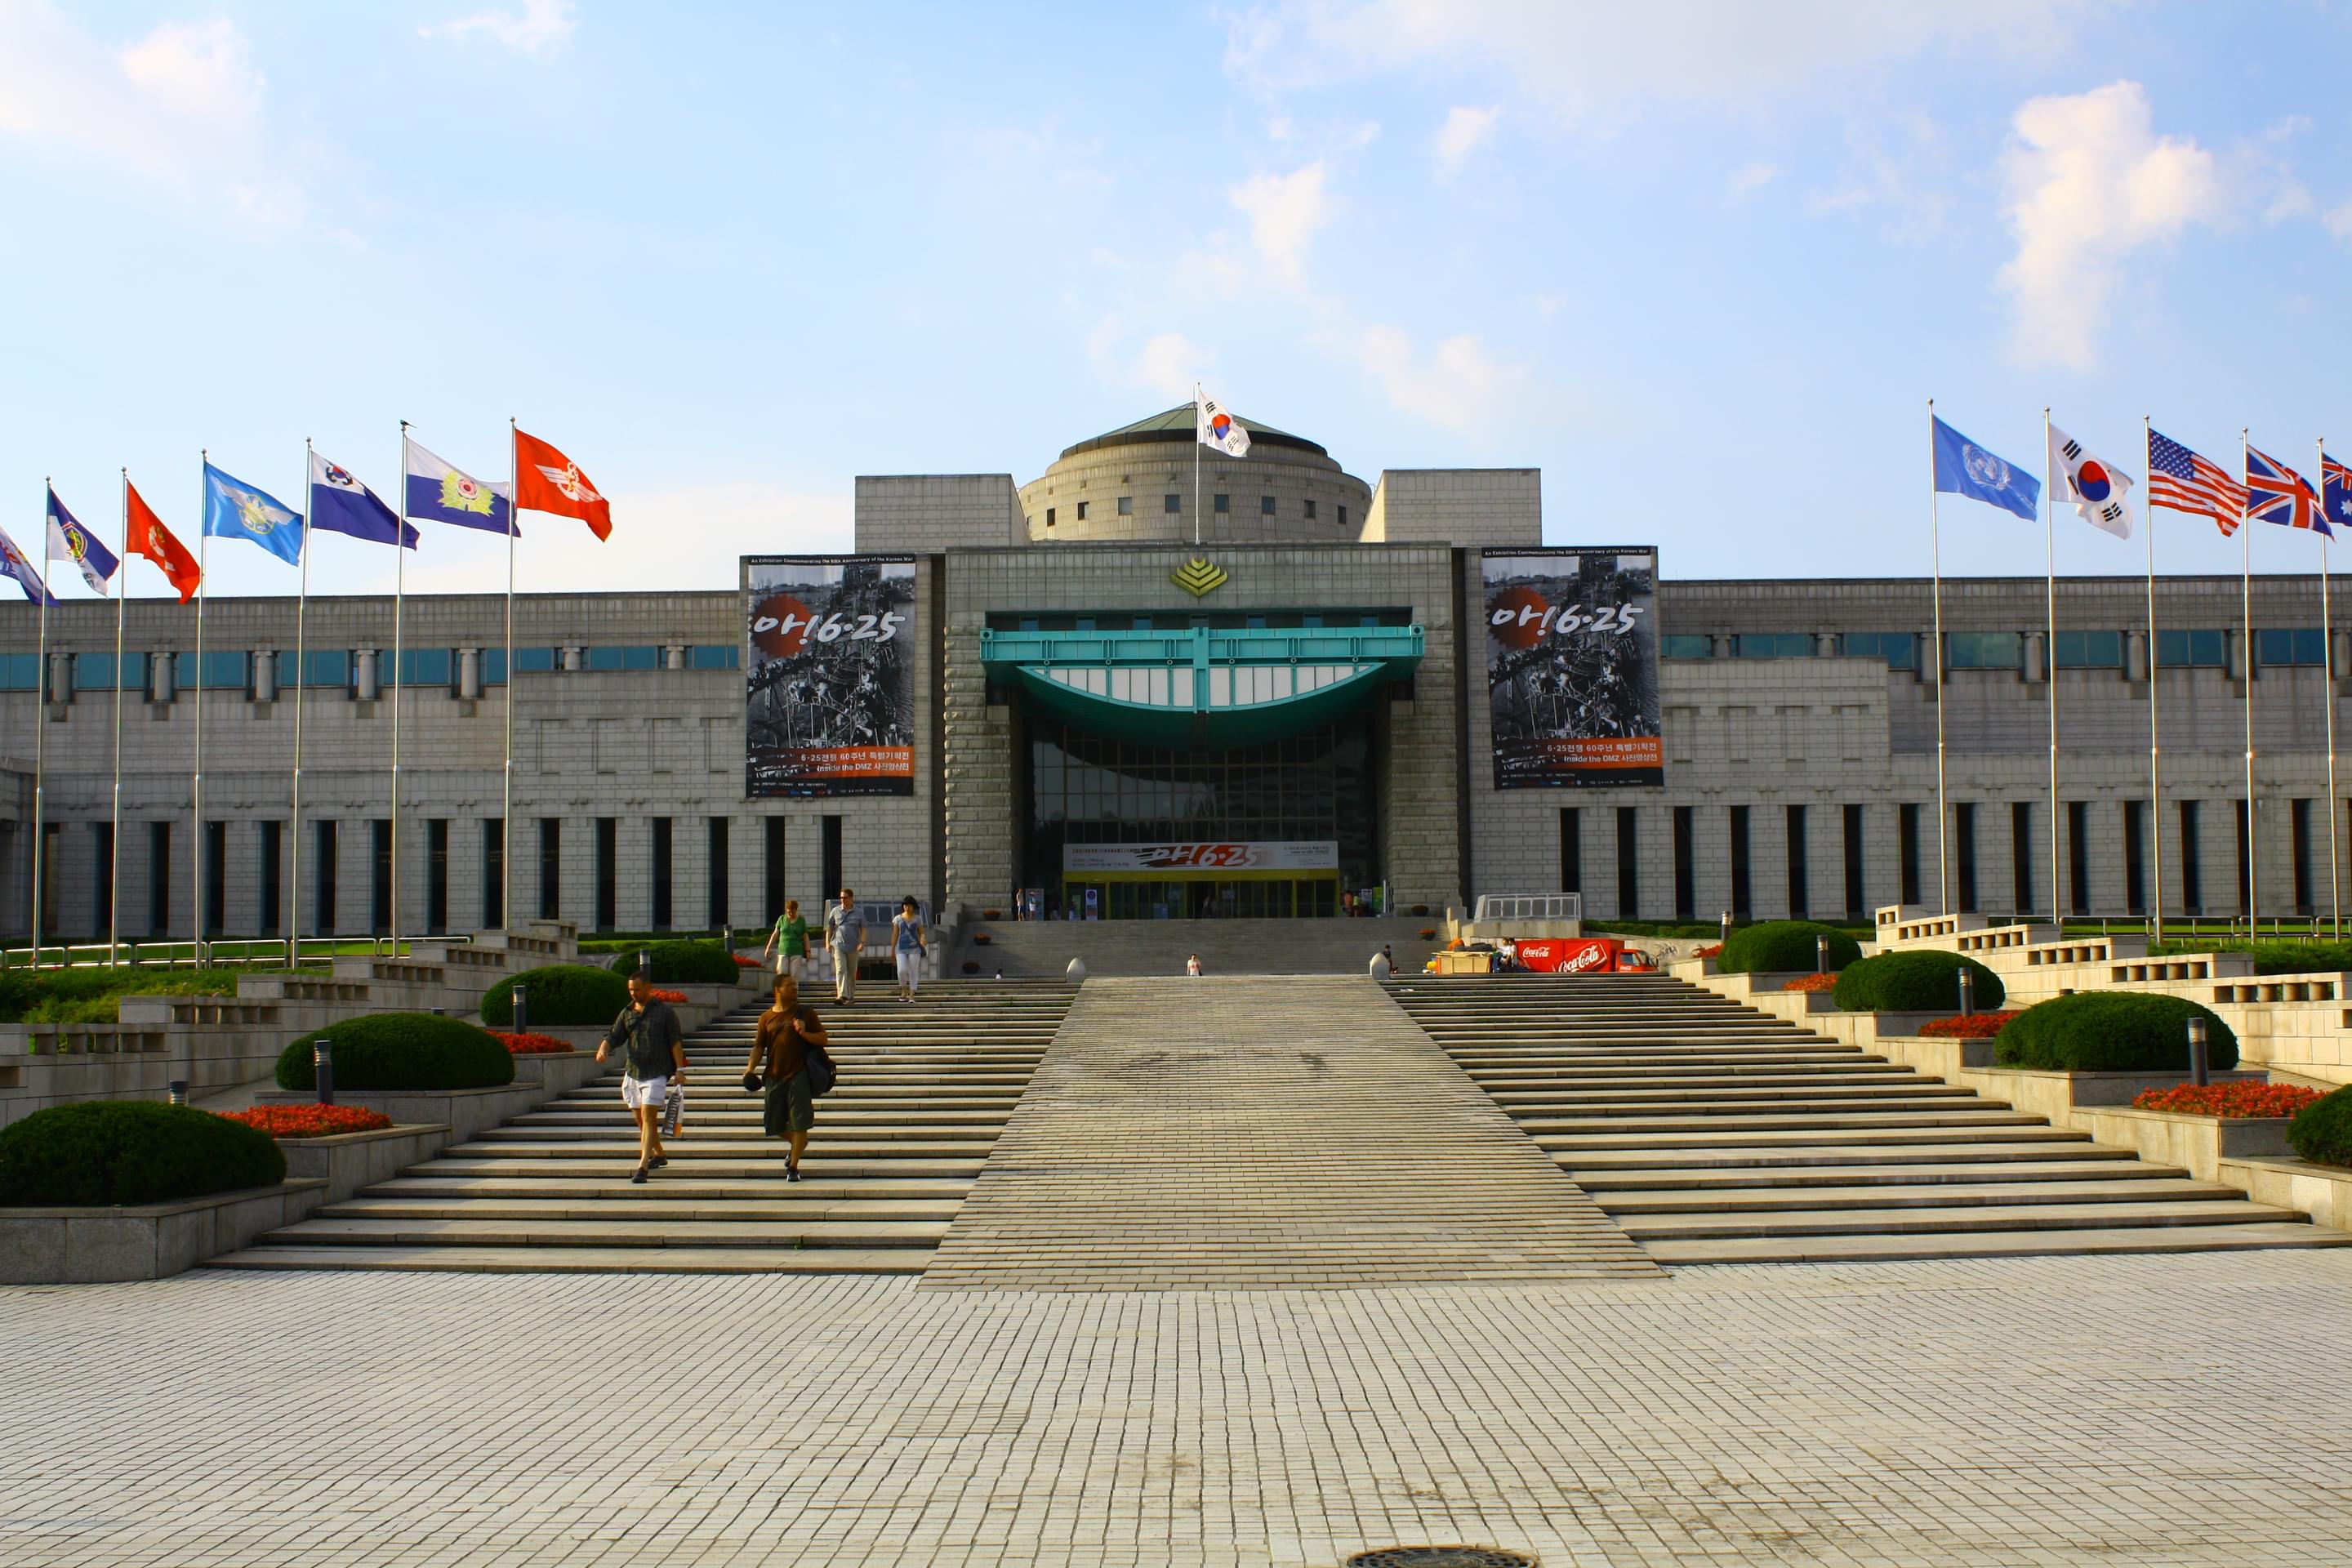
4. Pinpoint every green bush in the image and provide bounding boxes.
[1993,991,2238,1072]
[0,966,243,1025]
[599,939,739,984]
[2288,1085,2352,1167]
[274,1012,516,1091]
[1832,950,2005,1013]
[0,1100,285,1206]
[479,964,630,1027]
[1717,920,1864,974]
